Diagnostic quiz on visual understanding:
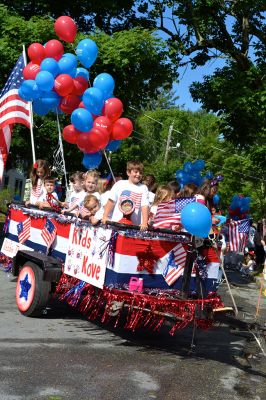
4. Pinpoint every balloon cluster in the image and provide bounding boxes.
[18,16,133,169]
[175,159,214,187]
[228,195,251,220]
